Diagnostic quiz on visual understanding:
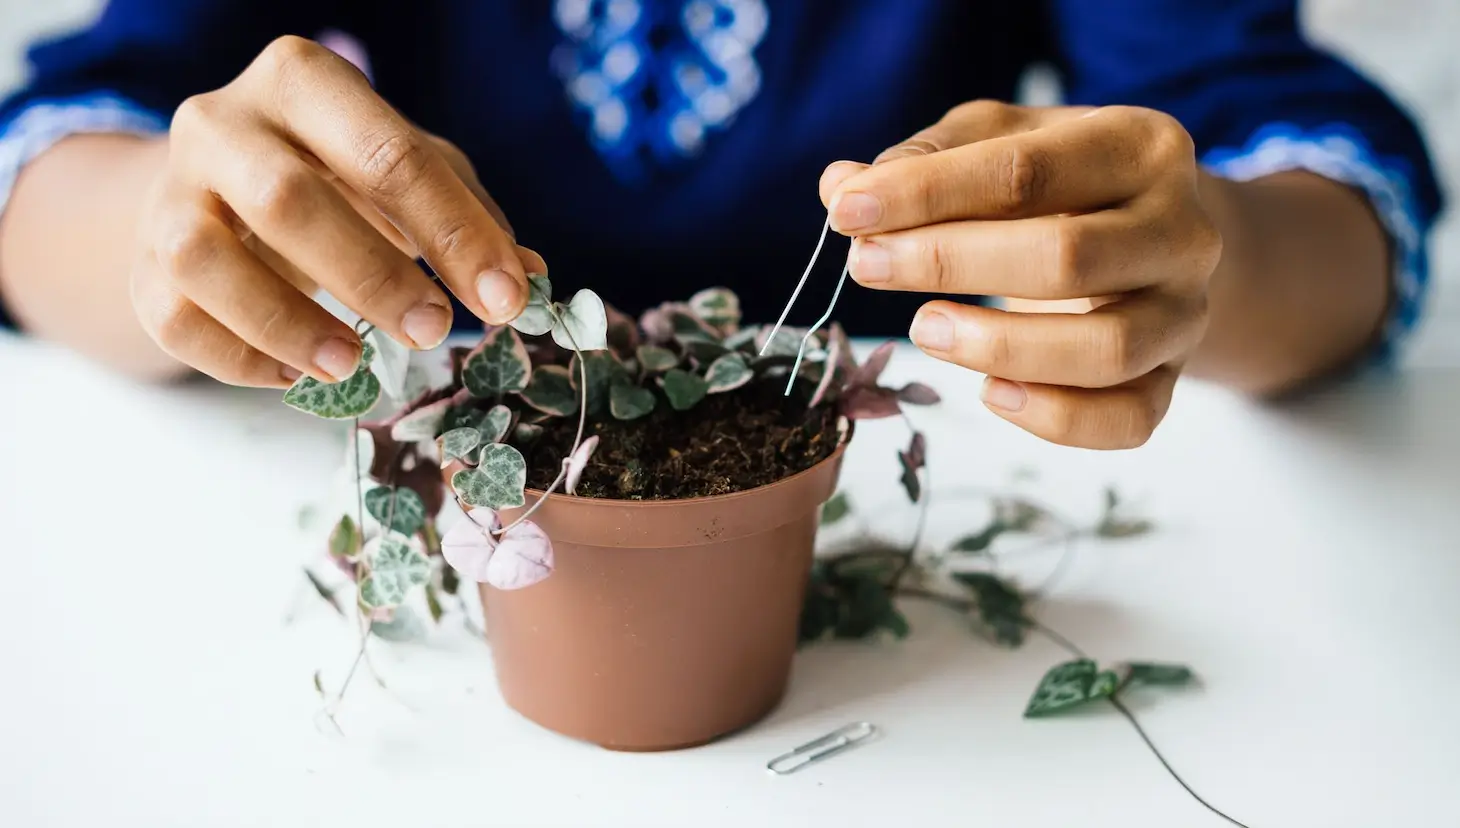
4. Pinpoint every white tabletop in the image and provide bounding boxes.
[2,318,1459,828]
